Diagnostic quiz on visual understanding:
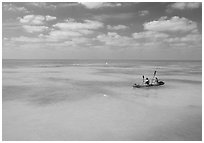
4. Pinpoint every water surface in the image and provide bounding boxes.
[2,59,202,141]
